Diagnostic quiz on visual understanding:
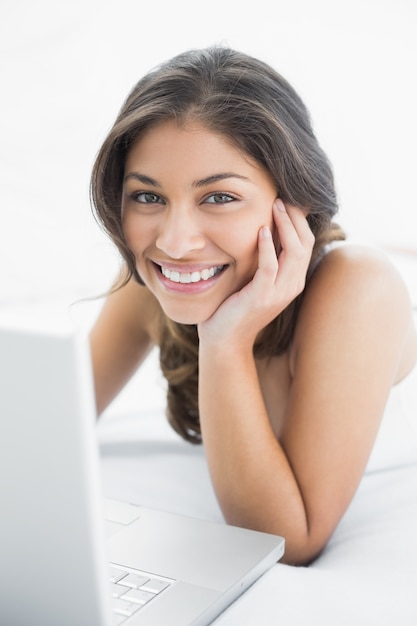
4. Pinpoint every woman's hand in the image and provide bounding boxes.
[198,198,315,348]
